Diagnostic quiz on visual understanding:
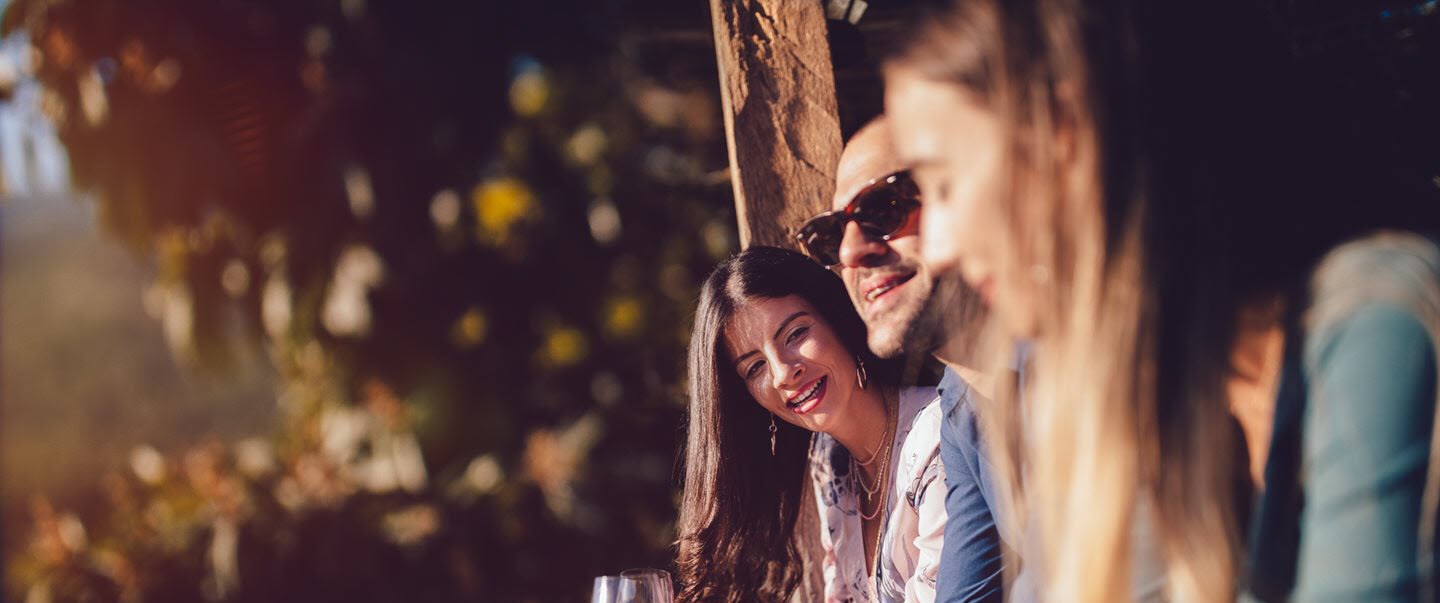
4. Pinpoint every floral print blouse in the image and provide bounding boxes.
[809,386,947,603]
